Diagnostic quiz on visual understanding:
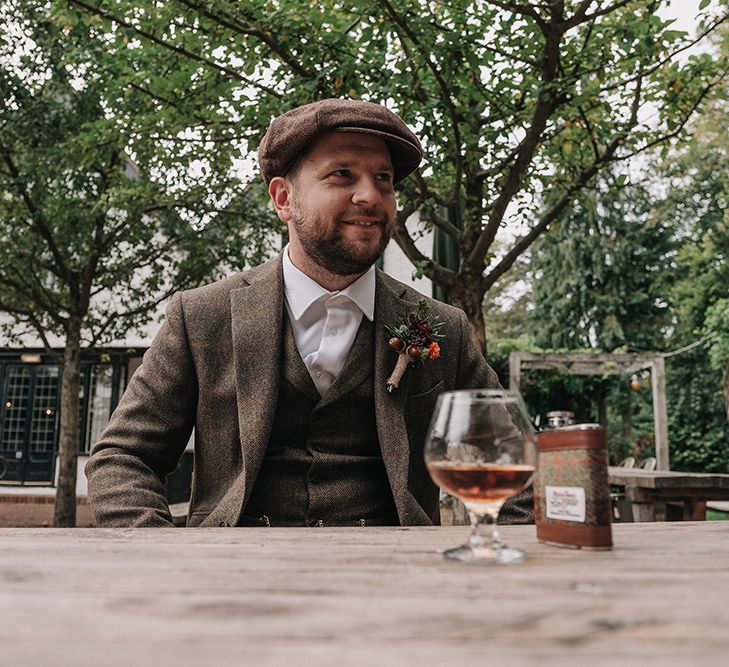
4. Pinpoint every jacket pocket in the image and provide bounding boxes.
[405,379,445,451]
[406,379,445,404]
[404,379,445,522]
